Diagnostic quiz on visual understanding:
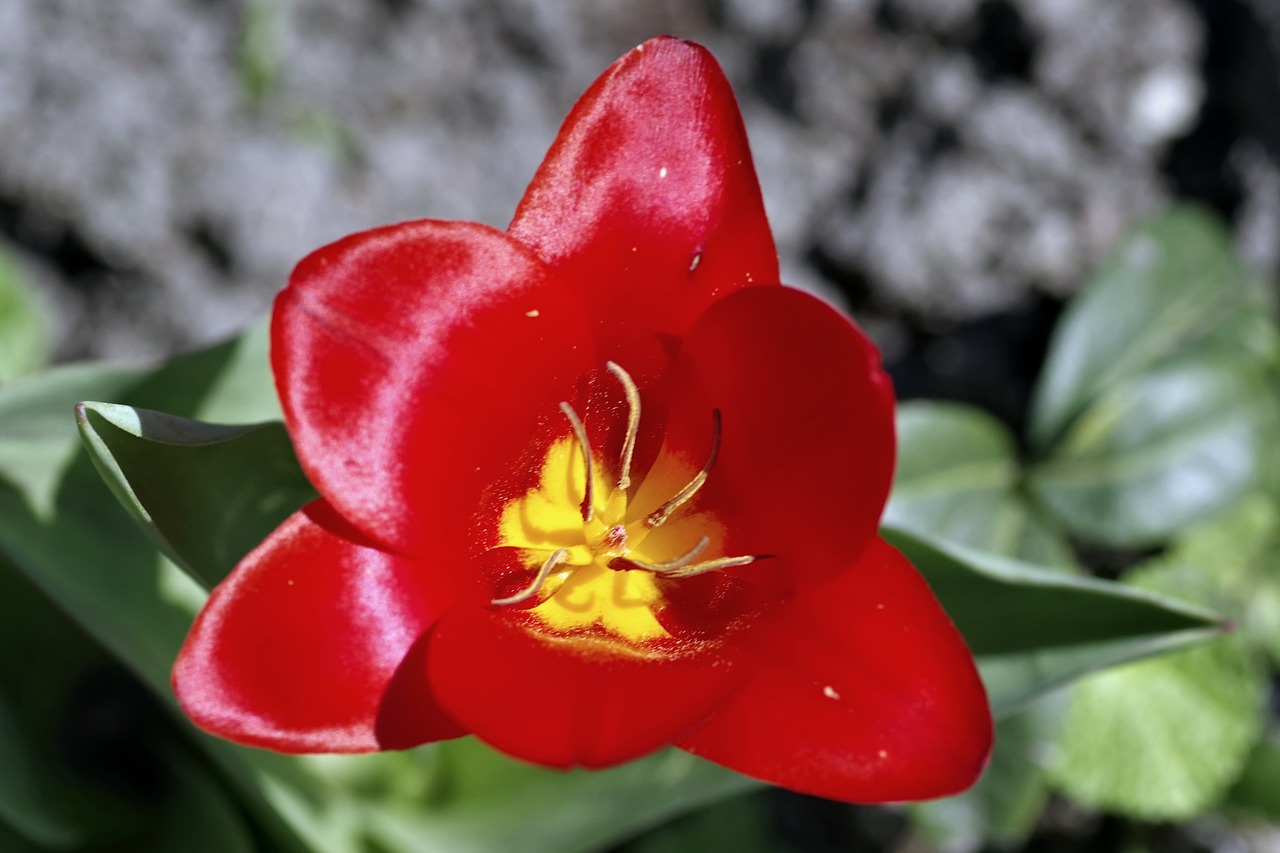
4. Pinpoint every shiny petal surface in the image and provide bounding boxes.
[274,219,594,557]
[427,607,743,768]
[174,501,465,752]
[509,36,778,376]
[677,537,992,802]
[634,286,896,591]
